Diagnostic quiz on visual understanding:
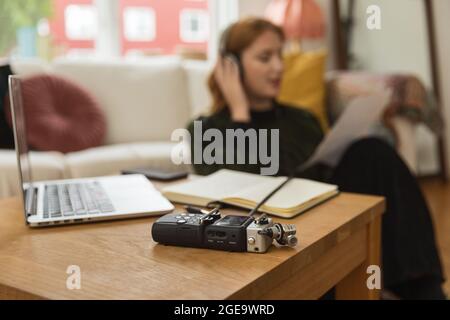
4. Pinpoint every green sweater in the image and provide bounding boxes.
[187,101,325,178]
